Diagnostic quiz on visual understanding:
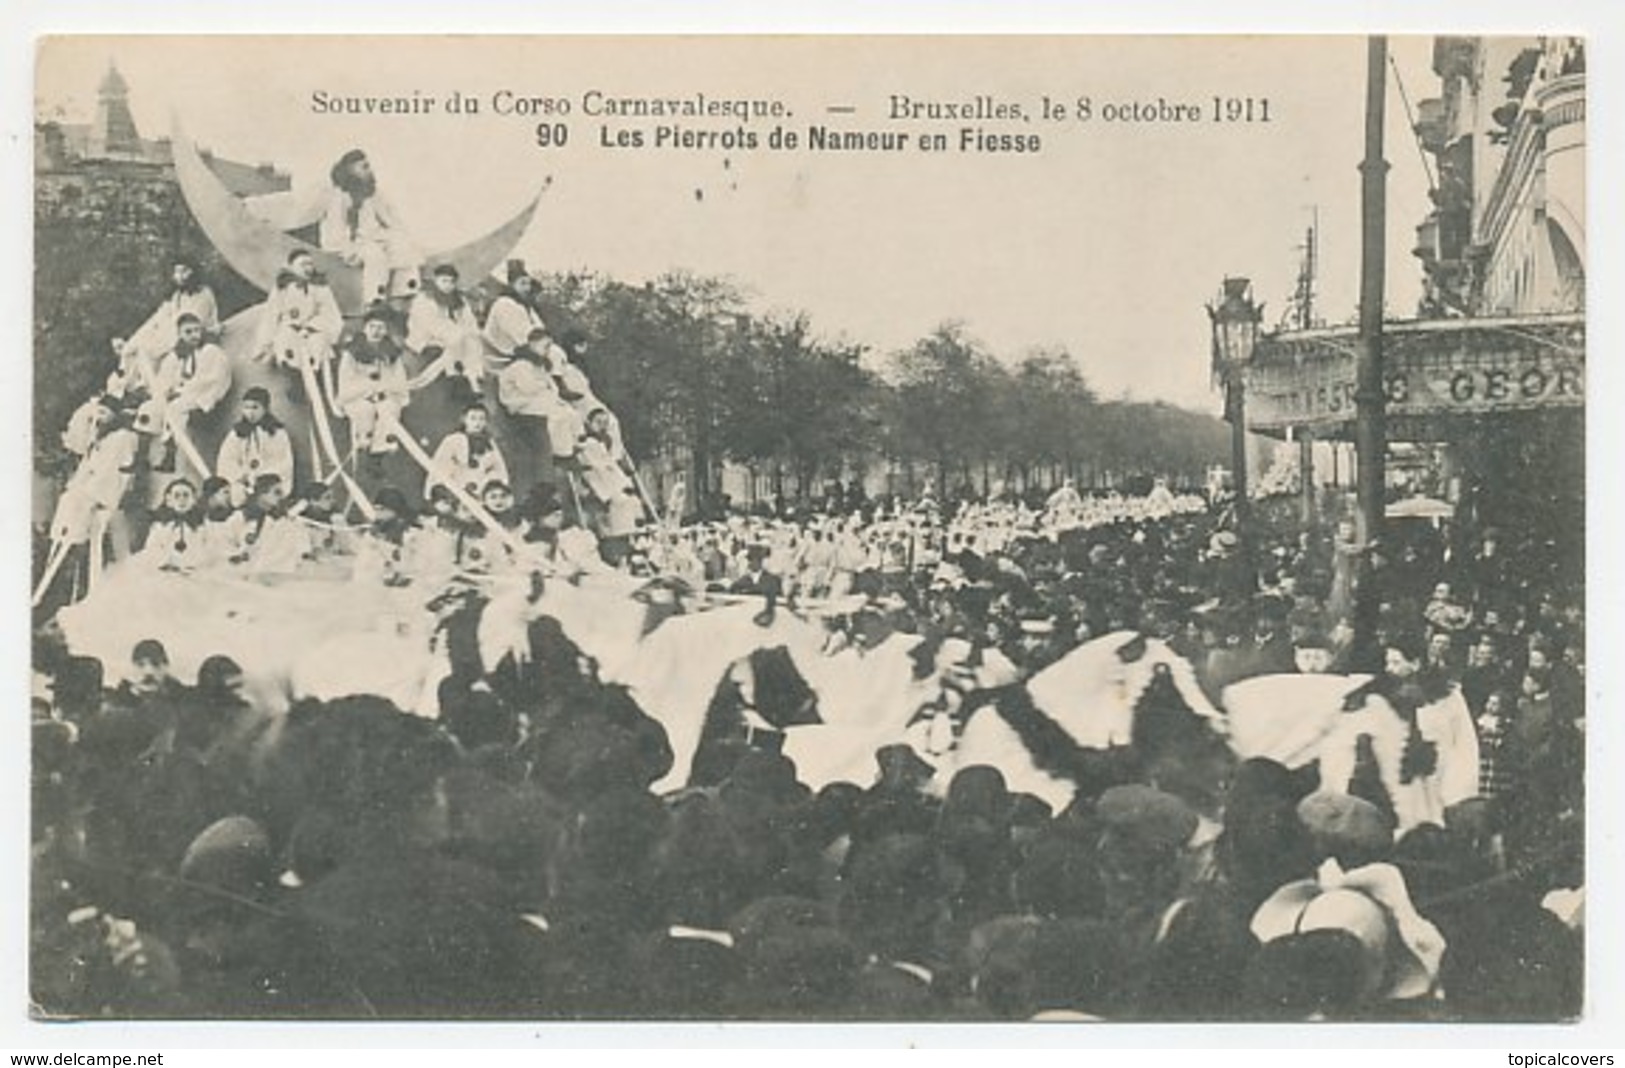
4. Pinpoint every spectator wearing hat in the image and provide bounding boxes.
[1247,596,1298,677]
[1093,784,1200,968]
[631,795,747,1016]
[1458,631,1503,718]
[1241,929,1371,1020]
[730,543,782,599]
[172,655,271,792]
[1297,792,1394,870]
[936,766,1018,930]
[1291,626,1337,675]
[1424,629,1462,687]
[216,388,295,508]
[726,896,861,1019]
[1214,758,1319,912]
[1249,857,1447,1005]
[79,639,190,810]
[839,833,953,1019]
